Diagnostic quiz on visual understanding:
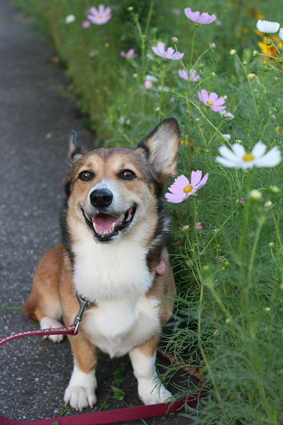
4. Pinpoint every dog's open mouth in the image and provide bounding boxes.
[83,207,136,242]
